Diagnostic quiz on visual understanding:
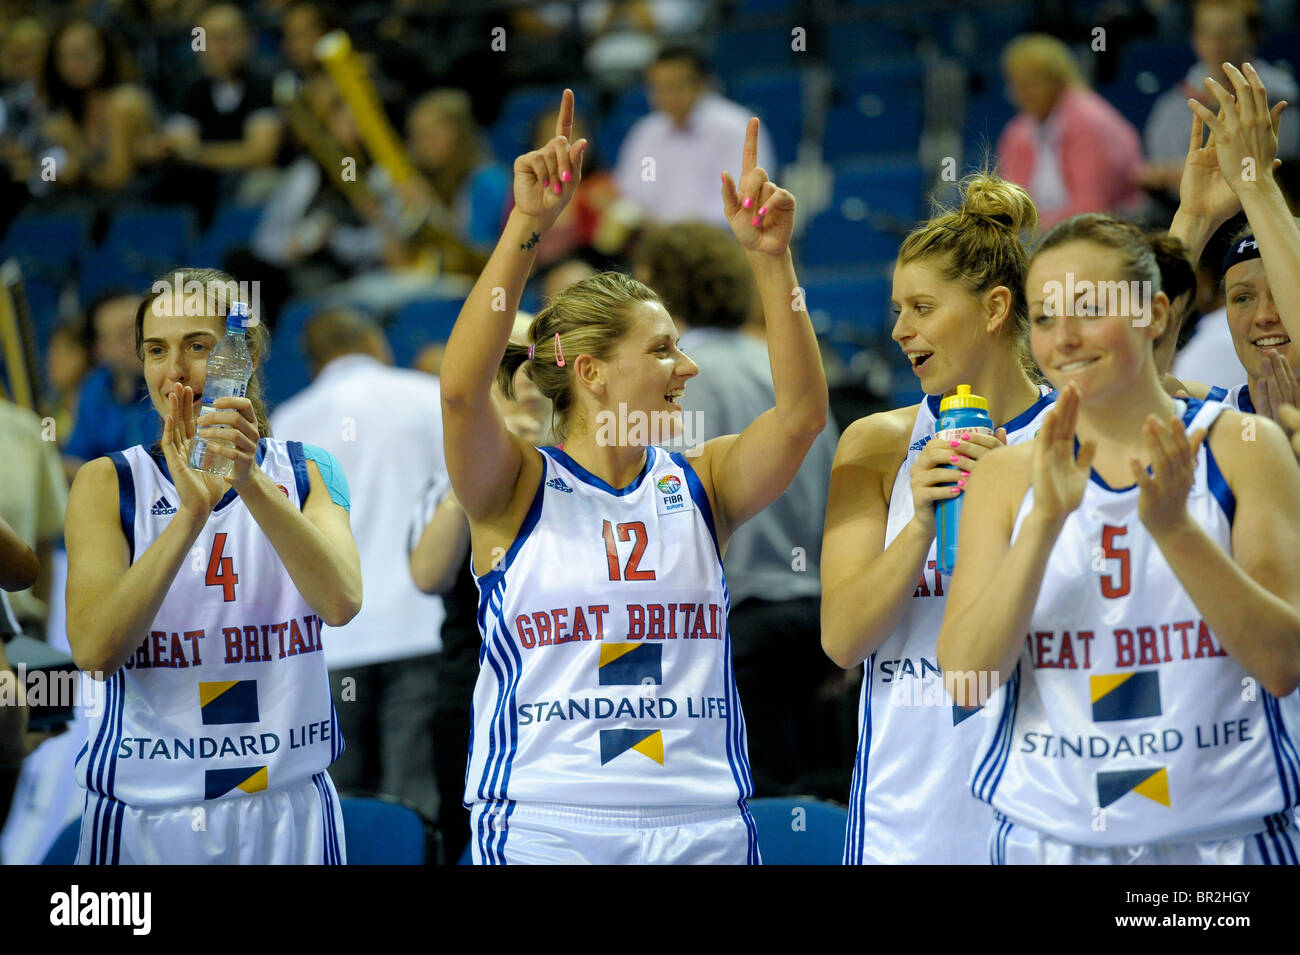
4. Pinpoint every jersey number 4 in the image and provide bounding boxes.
[205,532,239,602]
[602,520,656,581]
[1099,524,1131,599]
